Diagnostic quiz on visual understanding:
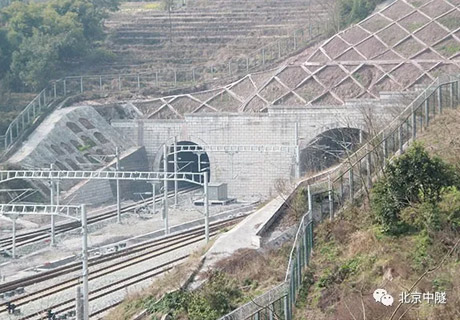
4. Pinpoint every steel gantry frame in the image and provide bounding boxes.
[0,204,90,320]
[0,168,211,244]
